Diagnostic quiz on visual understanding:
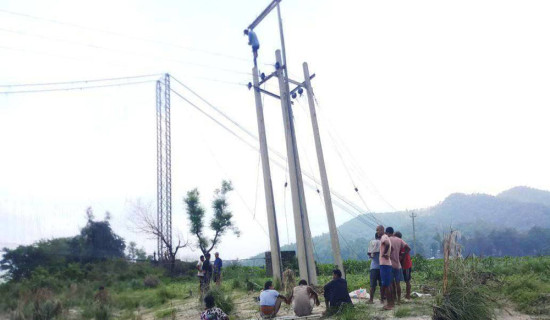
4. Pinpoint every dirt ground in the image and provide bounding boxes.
[134,293,543,320]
